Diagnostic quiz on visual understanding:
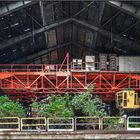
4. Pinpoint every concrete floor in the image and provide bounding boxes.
[0,131,140,139]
